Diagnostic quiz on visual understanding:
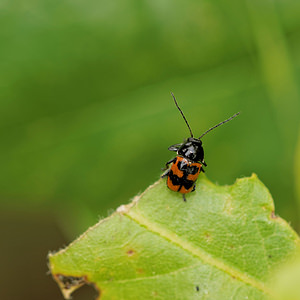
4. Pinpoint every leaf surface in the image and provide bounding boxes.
[49,174,300,300]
